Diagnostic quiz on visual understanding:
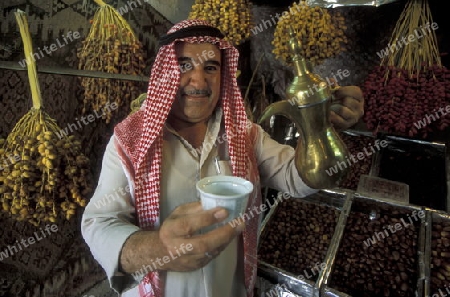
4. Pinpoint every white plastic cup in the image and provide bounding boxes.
[196,176,254,231]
